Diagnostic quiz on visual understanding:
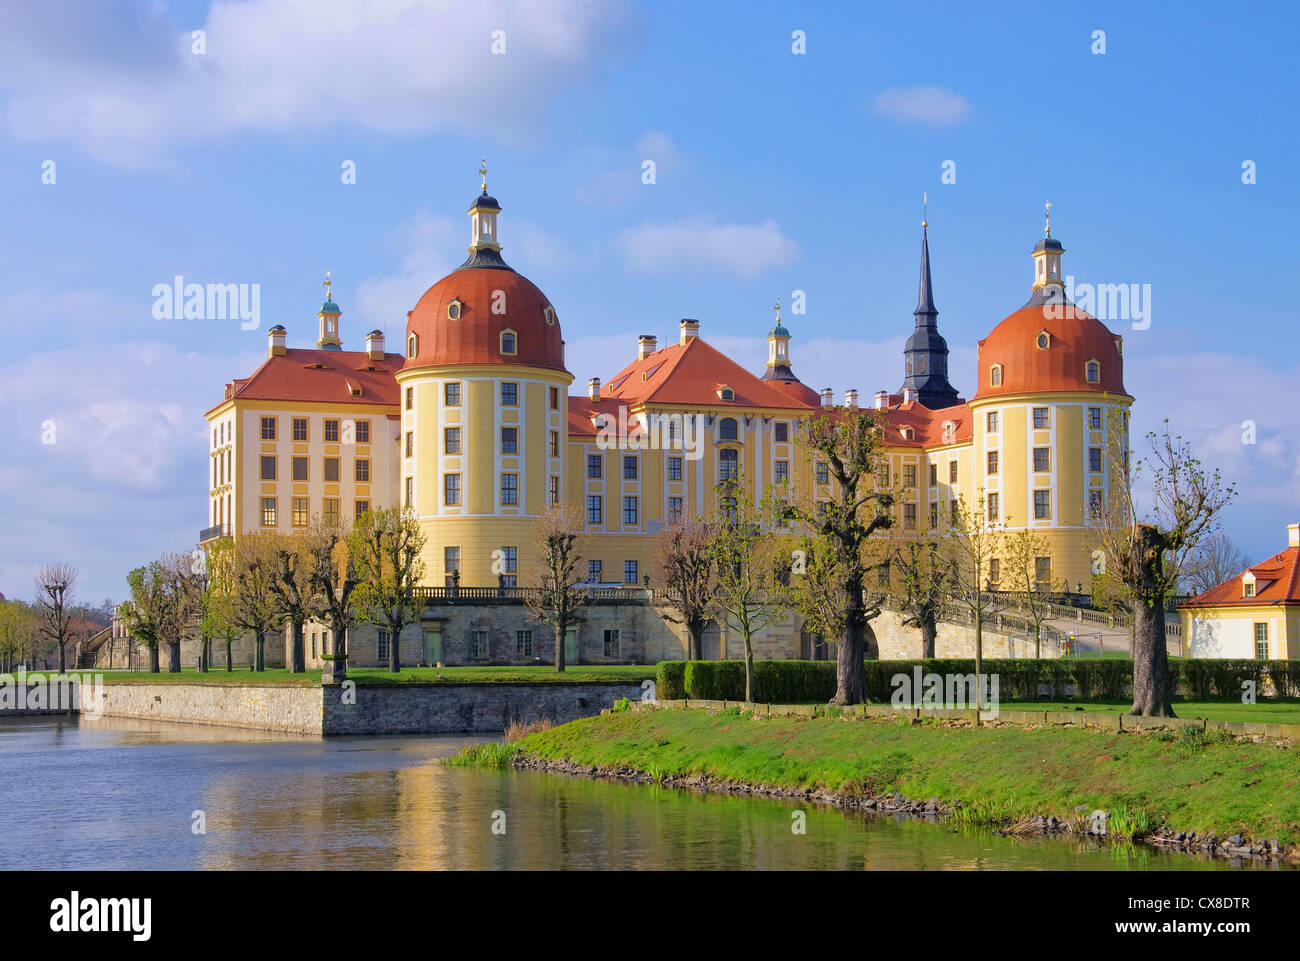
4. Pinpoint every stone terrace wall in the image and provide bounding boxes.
[80,683,322,734]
